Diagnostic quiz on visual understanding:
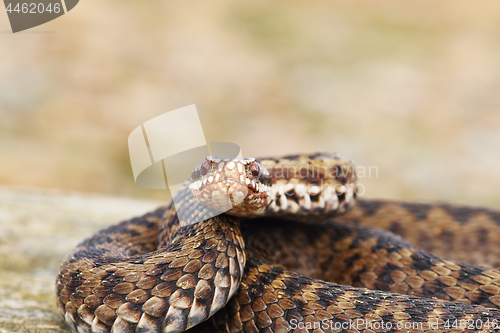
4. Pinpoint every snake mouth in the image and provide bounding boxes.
[190,178,251,212]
